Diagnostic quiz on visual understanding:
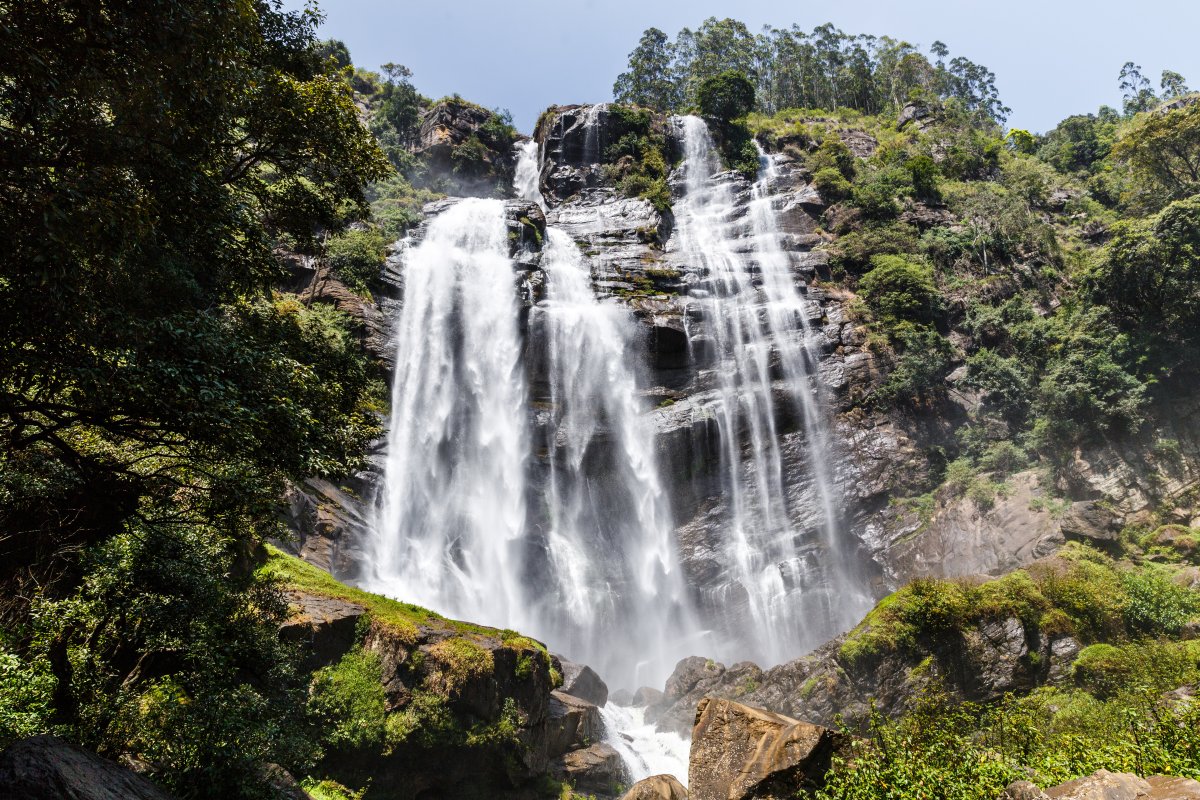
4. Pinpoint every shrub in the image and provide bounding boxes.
[814,167,852,202]
[0,643,55,747]
[308,648,387,750]
[1120,570,1200,636]
[859,254,939,327]
[326,227,388,294]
